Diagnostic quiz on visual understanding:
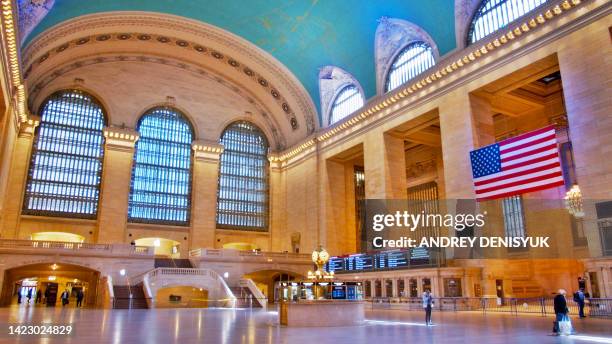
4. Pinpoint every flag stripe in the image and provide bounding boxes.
[501,146,558,164]
[502,151,559,168]
[500,133,556,154]
[476,175,564,198]
[476,179,565,200]
[500,138,557,159]
[498,126,555,146]
[474,163,562,186]
[475,169,563,193]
